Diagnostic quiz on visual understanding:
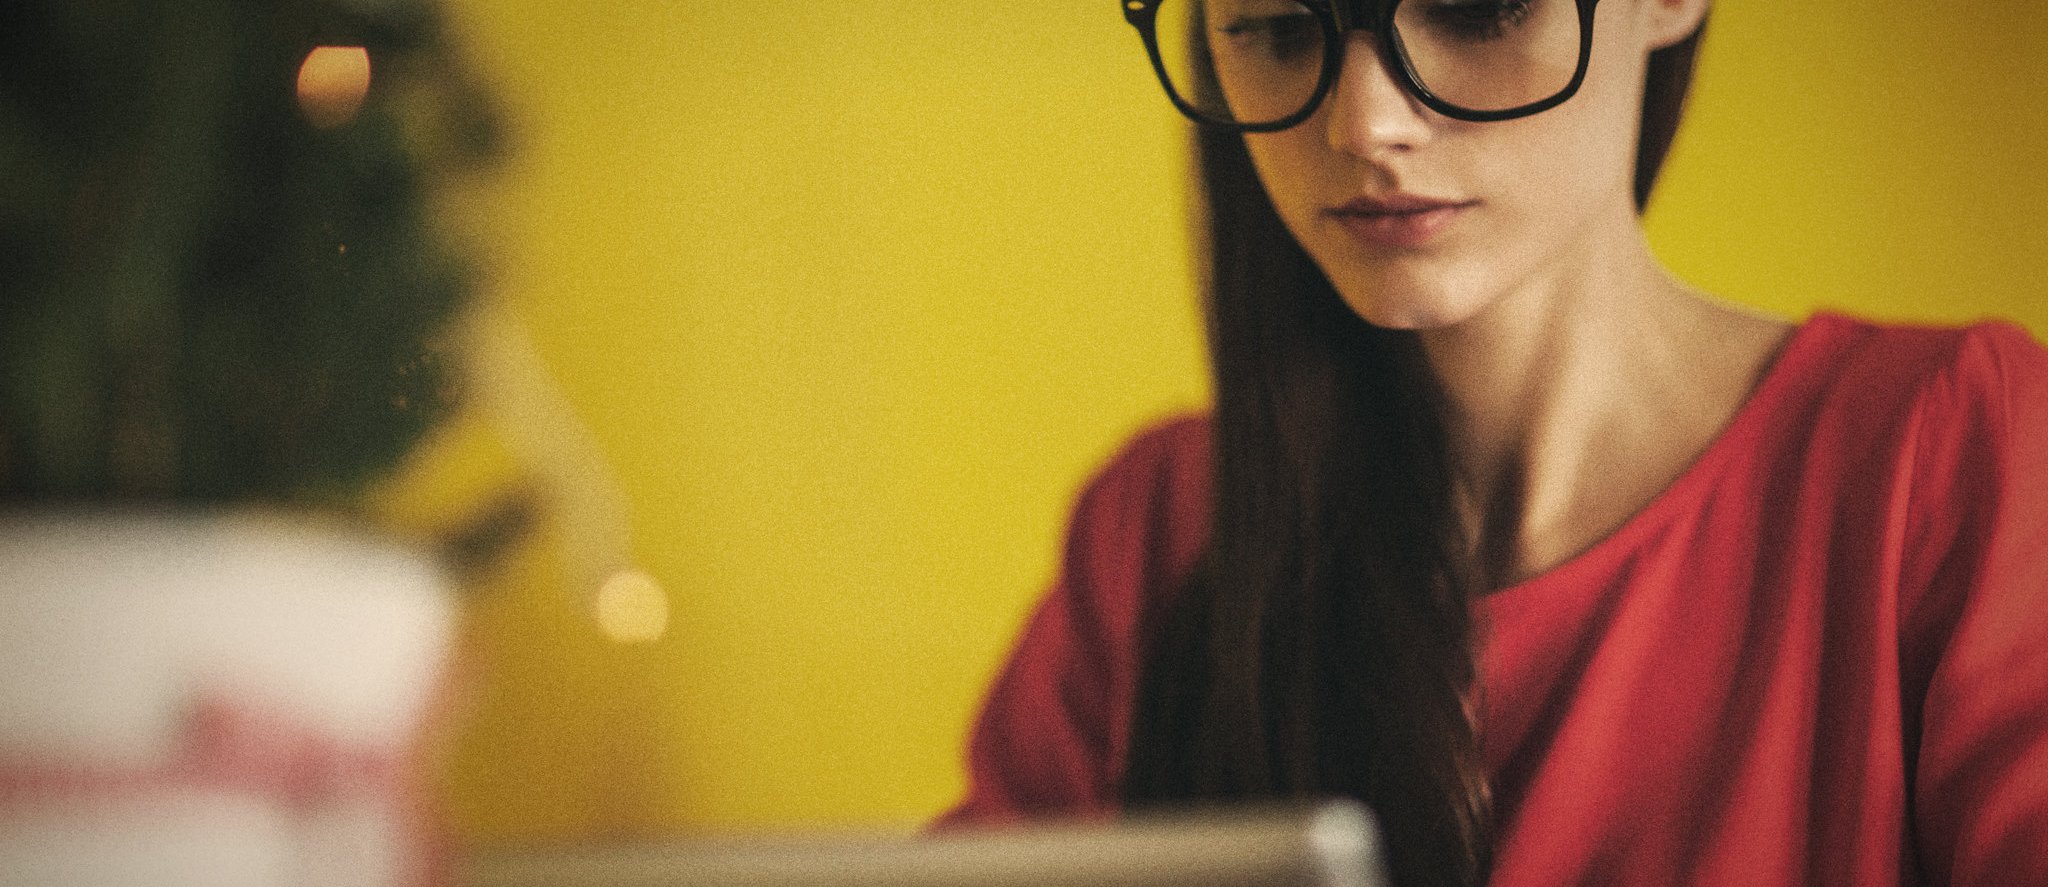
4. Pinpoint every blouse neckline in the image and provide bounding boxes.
[1481,311,1854,609]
